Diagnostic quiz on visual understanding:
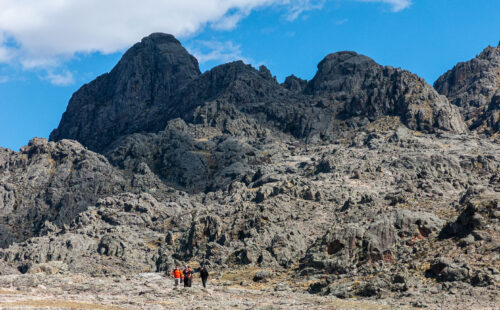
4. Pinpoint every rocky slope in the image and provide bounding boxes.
[435,43,500,134]
[0,138,127,247]
[0,33,499,308]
